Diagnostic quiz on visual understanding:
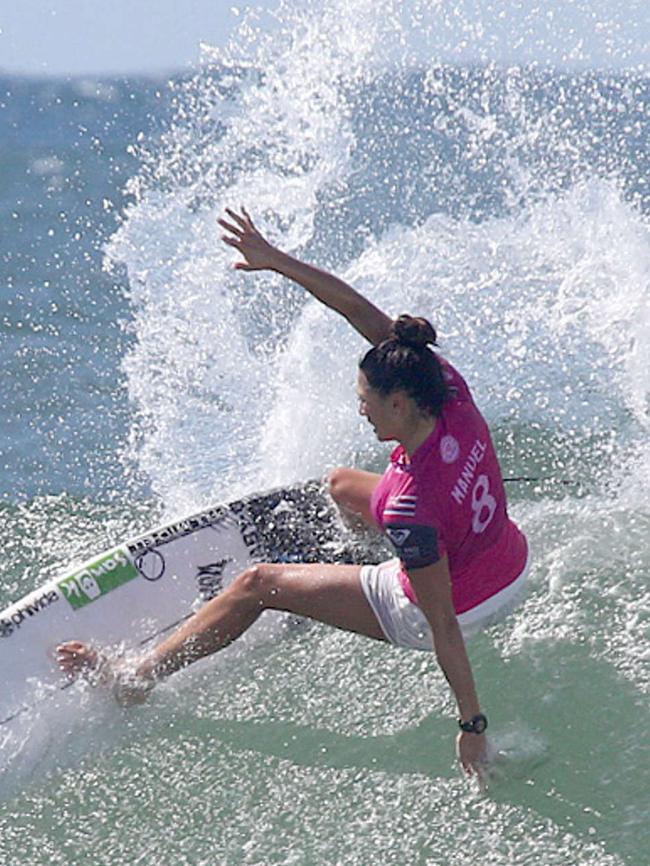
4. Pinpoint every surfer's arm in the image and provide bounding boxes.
[219,207,392,345]
[270,251,392,345]
[405,557,486,777]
